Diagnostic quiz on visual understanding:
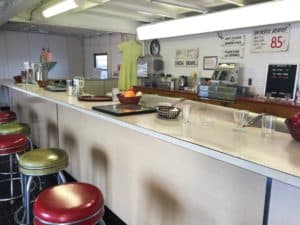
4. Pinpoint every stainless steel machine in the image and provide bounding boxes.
[198,63,245,101]
[137,54,164,77]
[211,63,241,85]
[137,54,165,87]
